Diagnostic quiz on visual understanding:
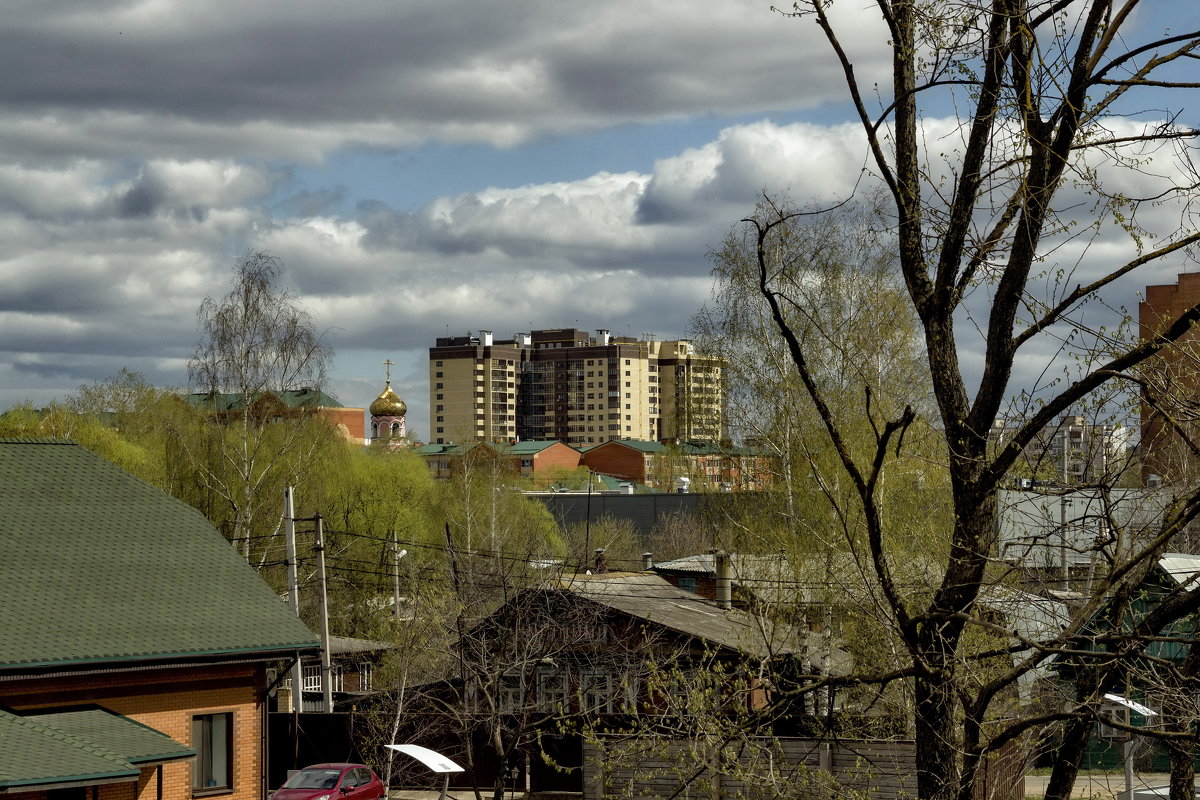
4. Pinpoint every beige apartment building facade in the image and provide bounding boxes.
[428,329,723,446]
